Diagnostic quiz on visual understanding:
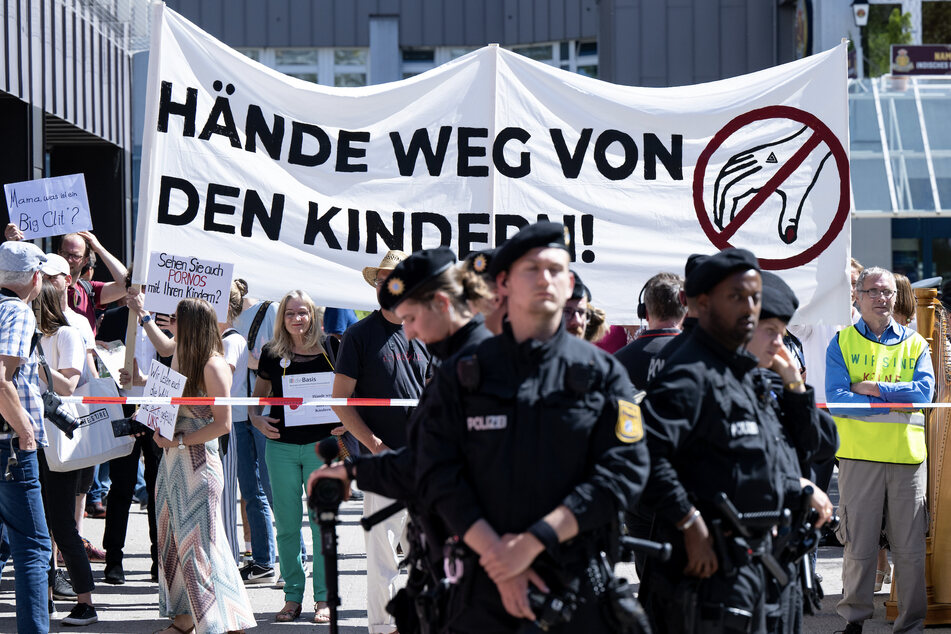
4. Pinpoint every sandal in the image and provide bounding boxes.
[875,568,889,592]
[276,601,302,622]
[314,601,331,624]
